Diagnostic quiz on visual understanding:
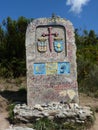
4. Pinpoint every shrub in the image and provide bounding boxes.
[7,103,15,123]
